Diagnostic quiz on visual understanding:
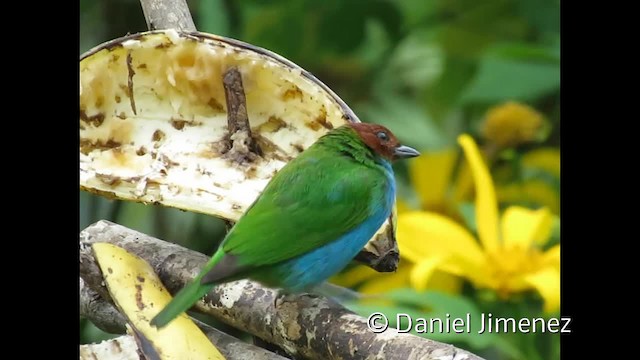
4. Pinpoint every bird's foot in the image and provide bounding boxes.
[273,289,322,308]
[273,289,295,308]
